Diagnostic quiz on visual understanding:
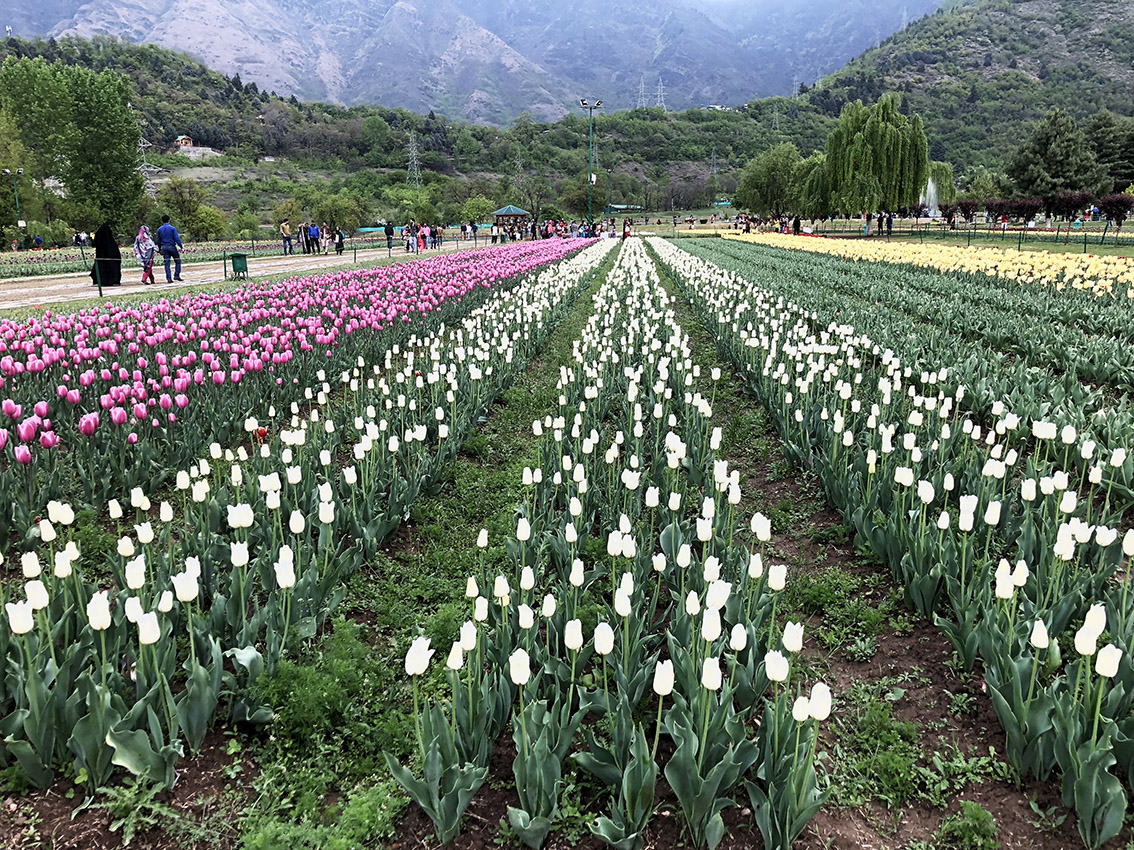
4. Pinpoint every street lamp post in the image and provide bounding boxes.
[2,168,23,240]
[579,98,602,230]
